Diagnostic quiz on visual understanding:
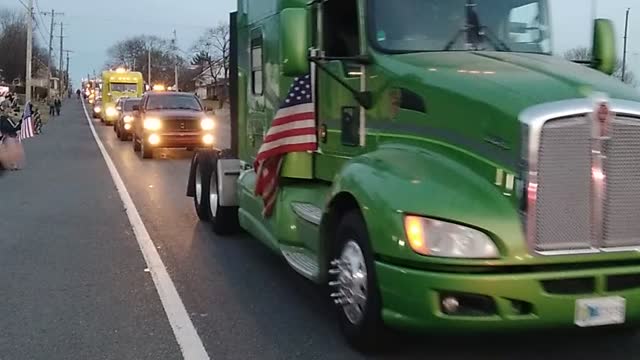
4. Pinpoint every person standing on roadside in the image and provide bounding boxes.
[54,96,62,116]
[48,96,55,117]
[0,93,25,170]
